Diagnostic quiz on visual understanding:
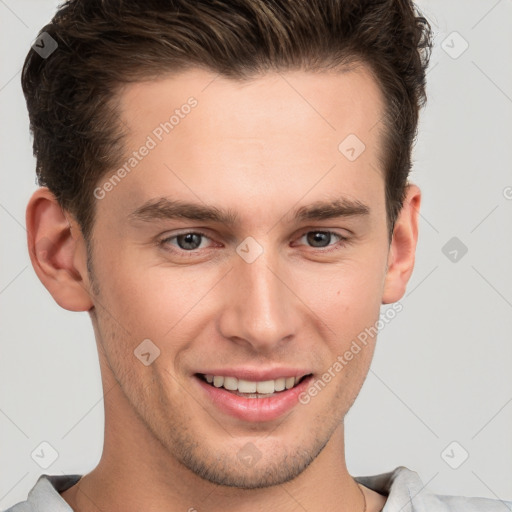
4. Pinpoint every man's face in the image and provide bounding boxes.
[88,66,392,488]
